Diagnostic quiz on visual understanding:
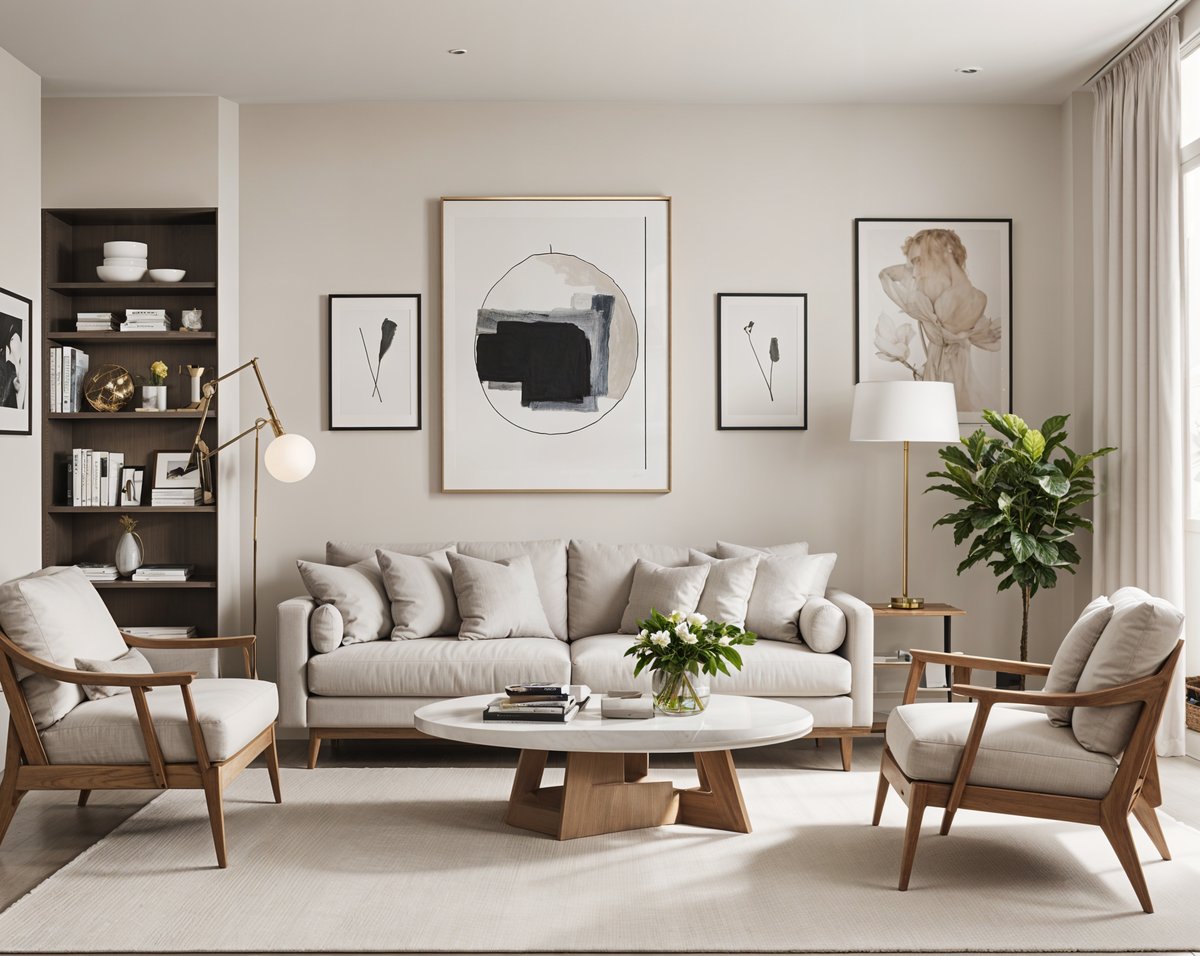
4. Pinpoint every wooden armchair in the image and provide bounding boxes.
[873,643,1183,913]
[0,628,281,869]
